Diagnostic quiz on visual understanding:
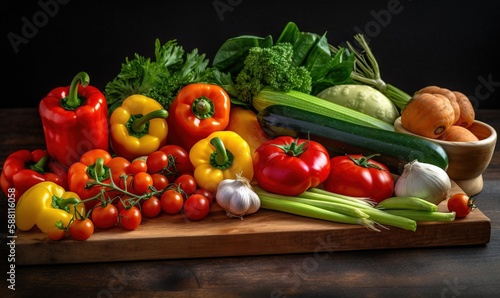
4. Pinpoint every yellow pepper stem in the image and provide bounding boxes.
[209,137,234,170]
[129,109,168,137]
[52,195,81,213]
